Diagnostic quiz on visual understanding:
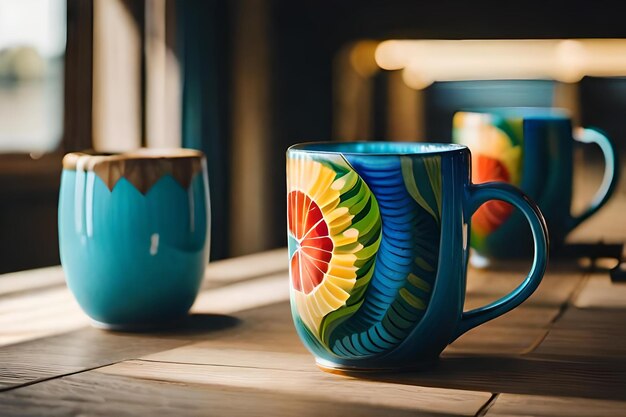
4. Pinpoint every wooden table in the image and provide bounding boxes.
[0,167,625,416]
